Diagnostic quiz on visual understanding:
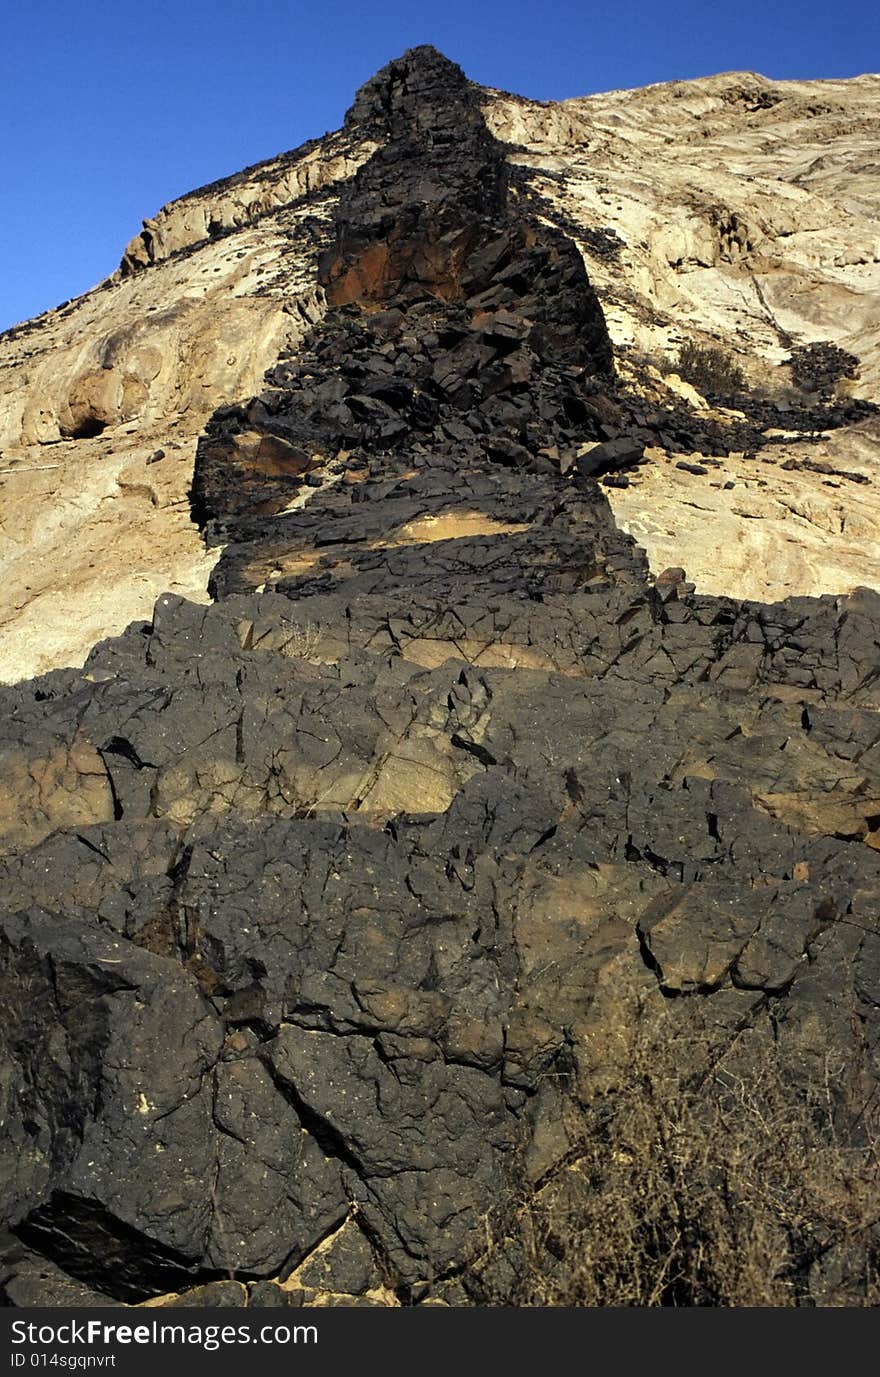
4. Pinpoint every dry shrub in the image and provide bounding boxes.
[671,342,746,396]
[482,1001,879,1306]
[285,622,320,660]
